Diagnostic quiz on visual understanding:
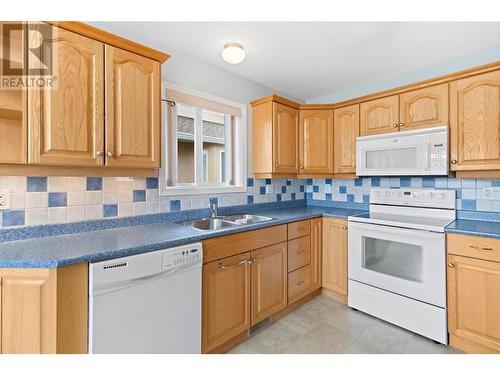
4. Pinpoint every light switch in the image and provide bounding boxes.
[482,187,500,200]
[0,190,10,210]
[265,185,273,194]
